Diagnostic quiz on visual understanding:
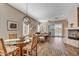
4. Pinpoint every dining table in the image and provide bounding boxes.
[4,38,32,56]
